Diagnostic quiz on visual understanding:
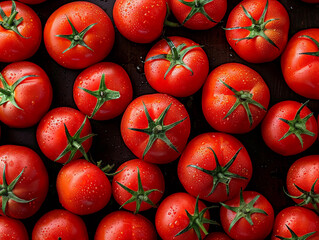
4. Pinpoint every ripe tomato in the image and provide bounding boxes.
[178,132,252,203]
[281,29,319,99]
[113,0,167,43]
[0,61,52,128]
[220,191,274,240]
[0,0,41,62]
[112,159,165,213]
[202,63,270,133]
[261,101,317,156]
[44,1,115,69]
[224,0,289,63]
[168,0,227,30]
[95,211,157,240]
[56,159,111,215]
[121,93,191,164]
[36,107,94,164]
[17,0,46,4]
[0,145,48,219]
[32,209,89,240]
[205,232,232,240]
[0,216,28,240]
[73,62,133,120]
[144,36,209,97]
